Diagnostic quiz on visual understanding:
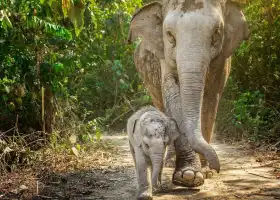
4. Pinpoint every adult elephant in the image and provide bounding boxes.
[128,0,249,187]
